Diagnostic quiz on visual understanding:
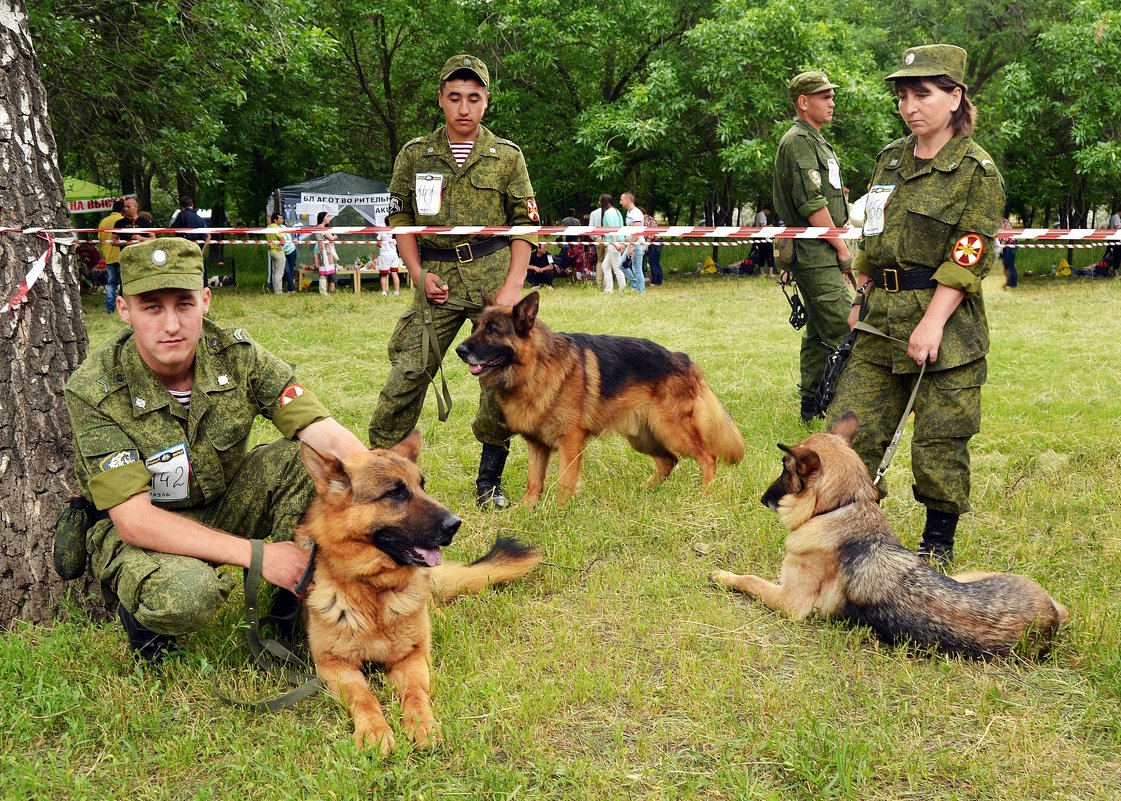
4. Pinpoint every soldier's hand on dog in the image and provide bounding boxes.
[262,541,315,594]
[424,272,450,304]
